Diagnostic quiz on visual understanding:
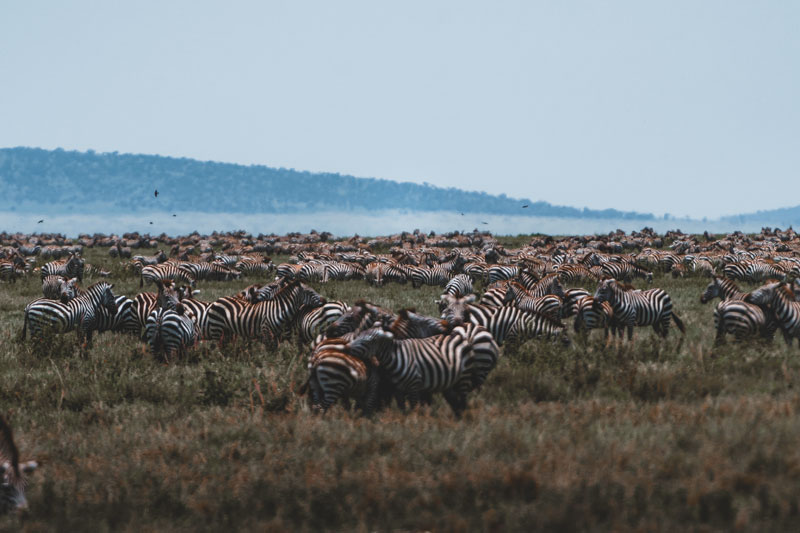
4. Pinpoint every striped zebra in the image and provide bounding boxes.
[297,301,350,345]
[131,250,167,267]
[388,309,450,339]
[235,256,274,277]
[0,415,38,515]
[723,260,786,282]
[0,258,26,283]
[179,262,241,282]
[463,262,488,283]
[206,281,325,345]
[442,274,473,298]
[700,276,775,342]
[324,262,365,282]
[439,294,570,346]
[322,301,396,343]
[21,282,118,348]
[140,264,196,288]
[40,254,84,282]
[408,265,452,288]
[573,296,616,341]
[593,279,684,341]
[95,295,141,336]
[501,281,563,319]
[132,280,187,333]
[487,265,519,285]
[41,275,76,301]
[144,304,199,361]
[482,273,565,308]
[556,264,600,284]
[561,288,592,318]
[300,346,379,415]
[342,328,475,416]
[600,262,653,284]
[746,281,800,346]
[275,263,303,280]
